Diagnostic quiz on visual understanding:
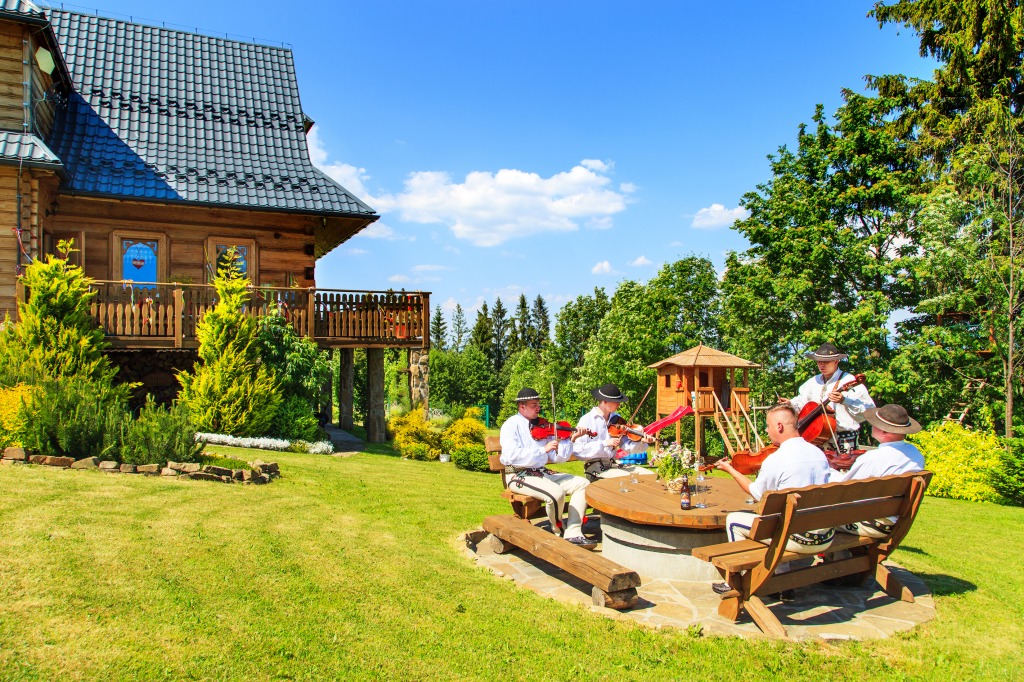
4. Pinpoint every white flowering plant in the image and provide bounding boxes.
[650,441,696,481]
[195,432,334,455]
